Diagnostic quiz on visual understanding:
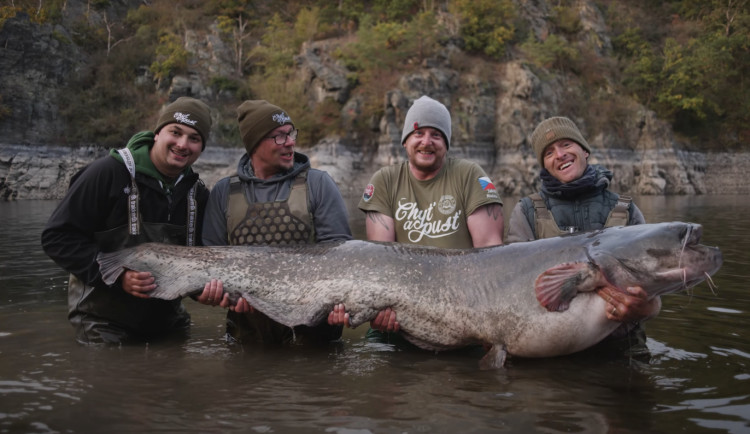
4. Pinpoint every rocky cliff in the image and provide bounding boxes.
[1,2,747,201]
